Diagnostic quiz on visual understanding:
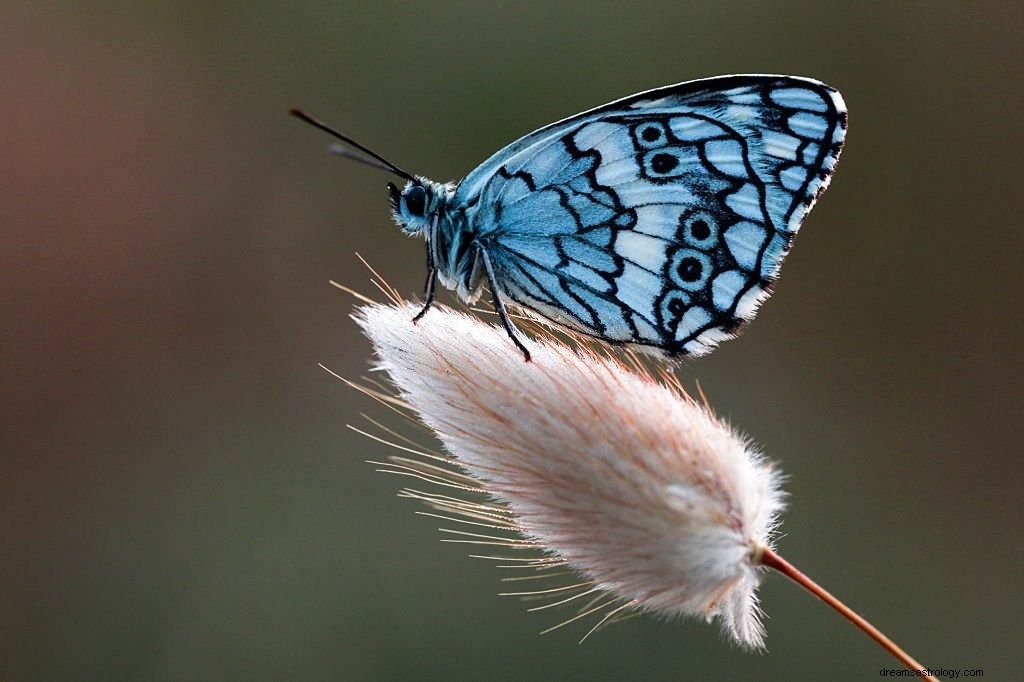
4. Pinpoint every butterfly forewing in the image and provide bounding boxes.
[453,75,846,357]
